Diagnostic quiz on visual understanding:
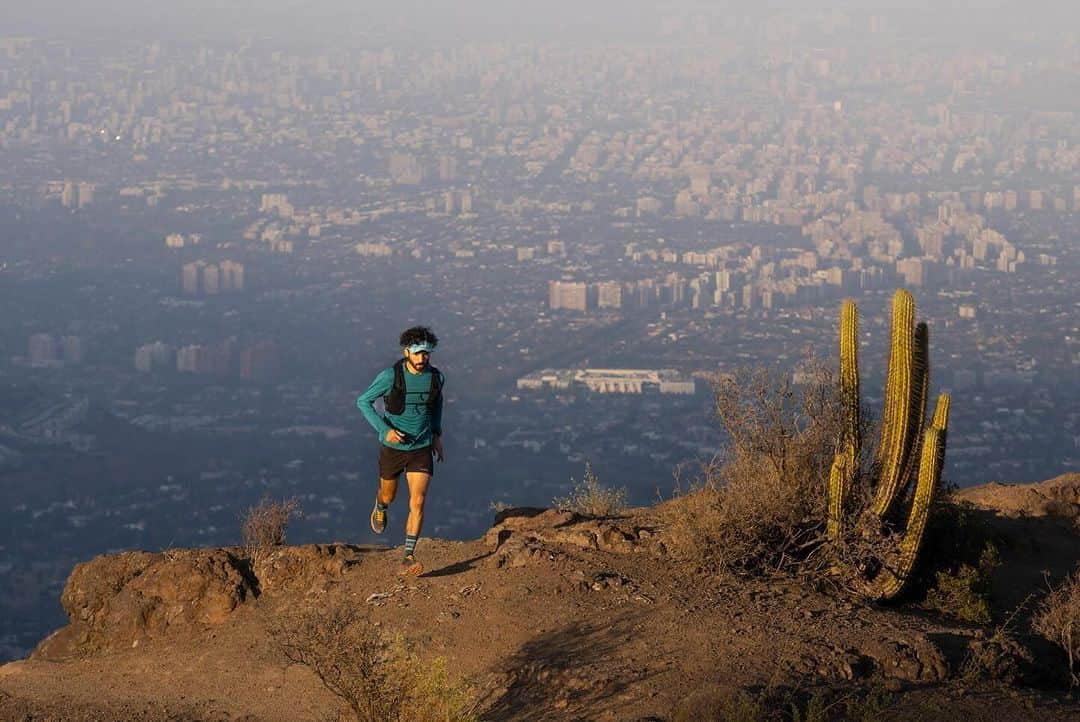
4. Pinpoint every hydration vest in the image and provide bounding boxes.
[384,358,442,415]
